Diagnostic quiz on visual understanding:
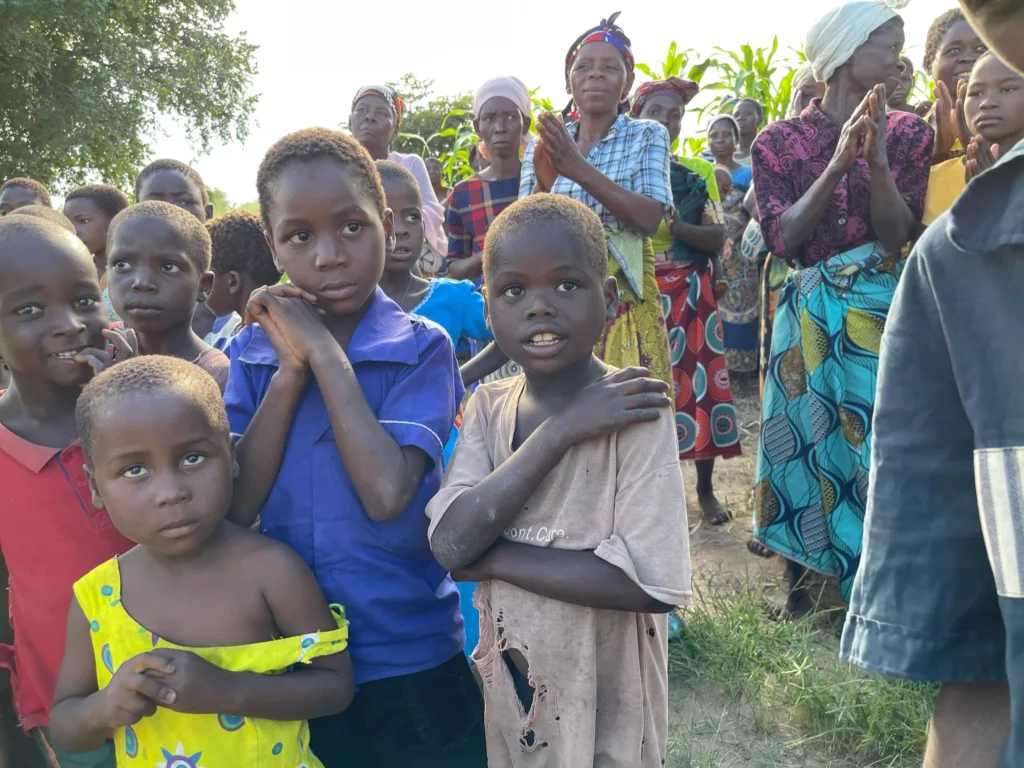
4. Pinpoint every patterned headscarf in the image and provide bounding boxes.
[565,11,634,81]
[352,85,405,126]
[629,78,700,118]
[563,12,634,121]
